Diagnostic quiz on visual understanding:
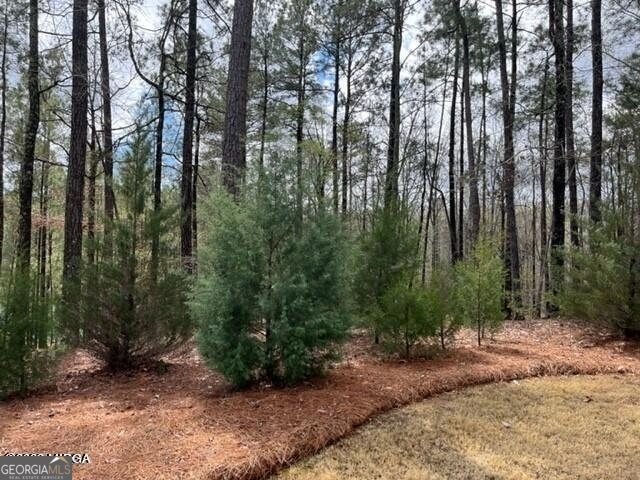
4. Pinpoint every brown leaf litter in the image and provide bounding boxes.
[0,320,638,480]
